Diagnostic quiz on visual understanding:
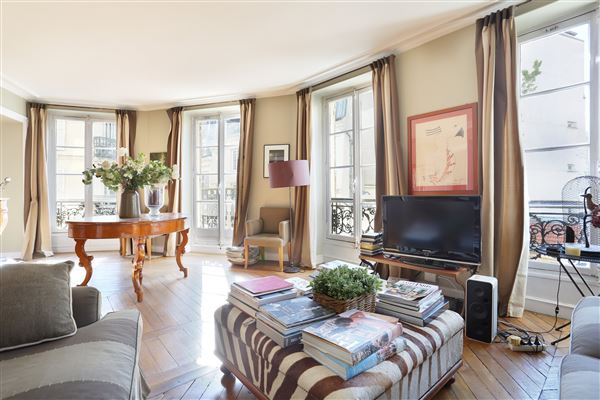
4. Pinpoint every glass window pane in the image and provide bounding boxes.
[525,147,590,201]
[93,200,116,216]
[360,128,375,166]
[224,118,240,146]
[330,167,353,198]
[55,201,85,230]
[359,90,374,129]
[224,202,235,232]
[56,147,85,174]
[330,199,354,236]
[329,132,353,167]
[195,147,218,174]
[520,23,589,95]
[329,96,353,133]
[195,202,218,230]
[197,119,218,147]
[56,175,85,201]
[361,202,376,235]
[520,85,590,150]
[224,146,238,175]
[361,166,376,201]
[56,119,85,147]
[92,121,117,162]
[195,175,218,201]
[224,174,236,202]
